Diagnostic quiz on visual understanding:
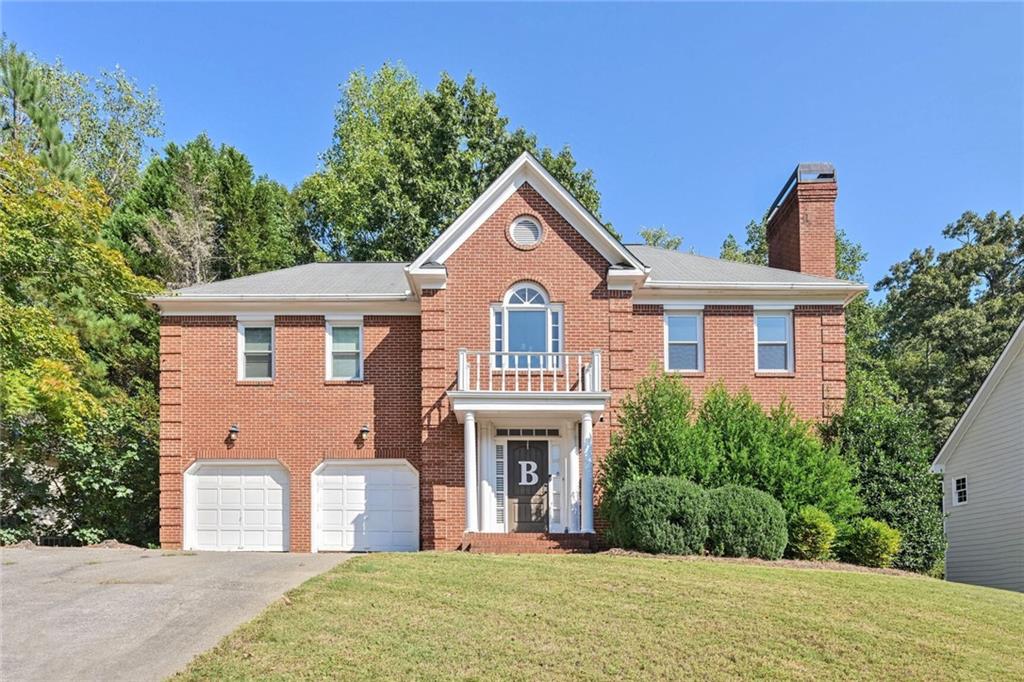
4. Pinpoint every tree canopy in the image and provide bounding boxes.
[298,64,611,261]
